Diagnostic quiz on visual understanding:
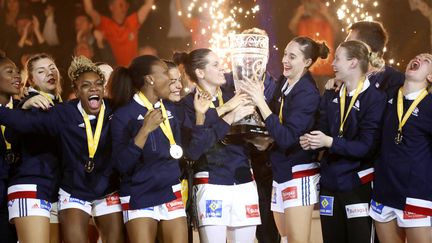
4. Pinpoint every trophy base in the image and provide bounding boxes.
[223,124,269,144]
